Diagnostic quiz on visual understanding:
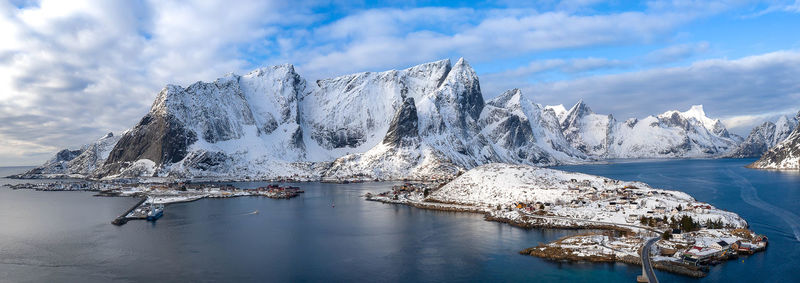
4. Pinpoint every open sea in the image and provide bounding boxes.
[1,159,798,282]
